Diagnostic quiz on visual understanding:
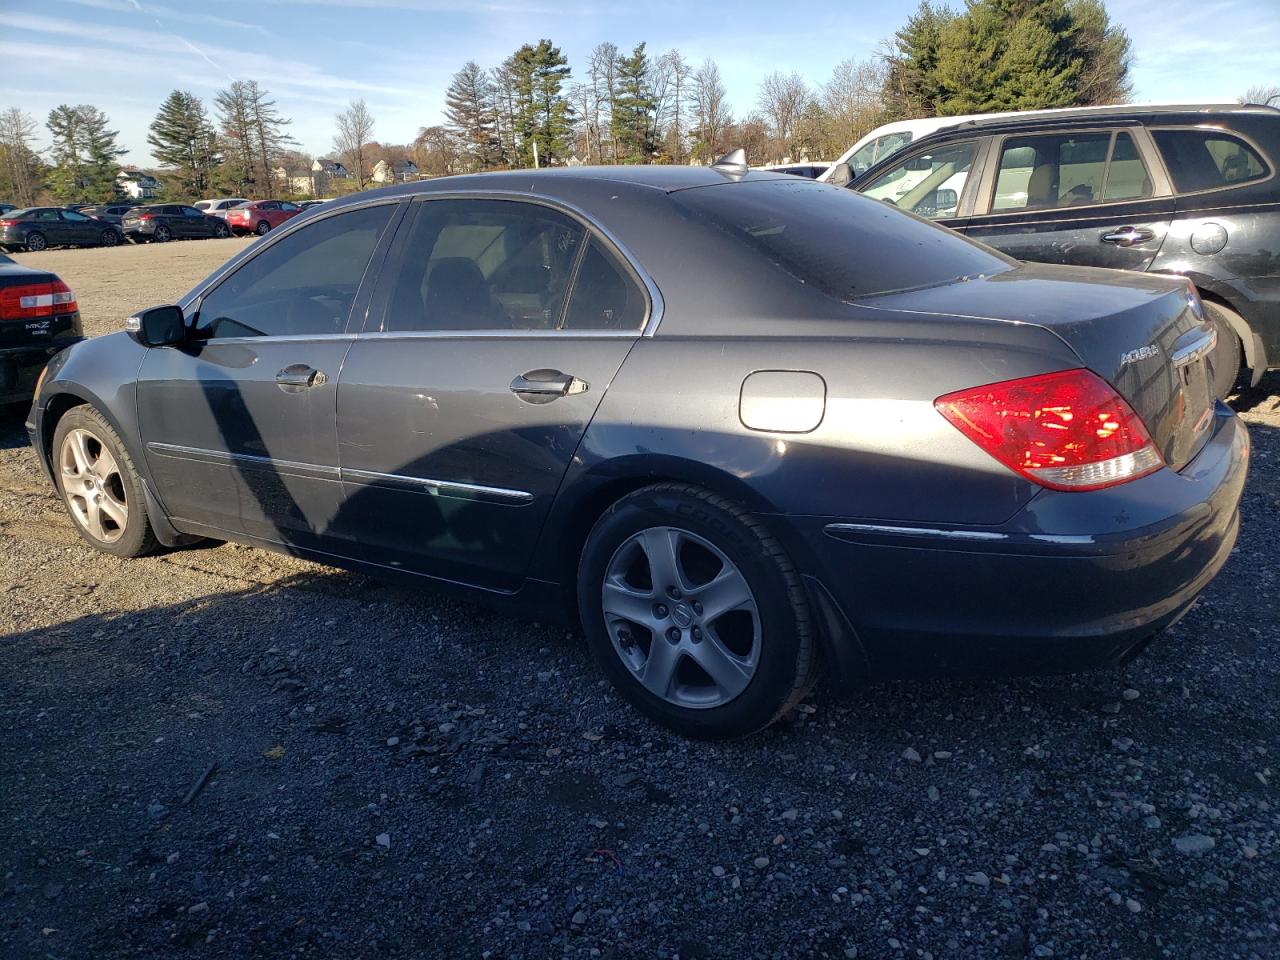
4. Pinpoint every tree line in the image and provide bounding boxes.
[2,0,1275,205]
